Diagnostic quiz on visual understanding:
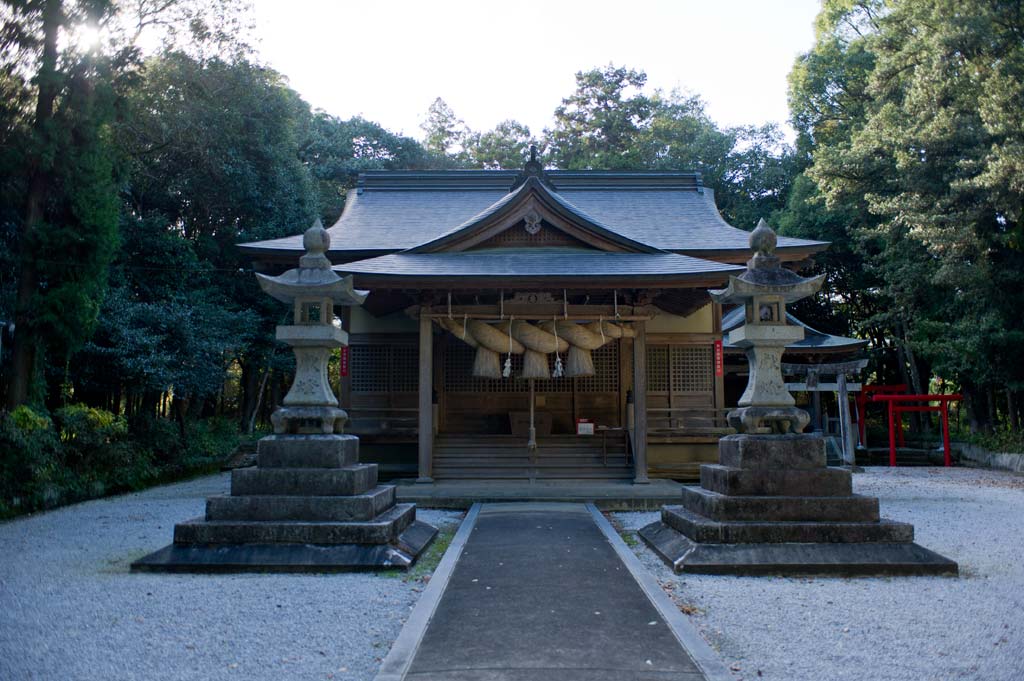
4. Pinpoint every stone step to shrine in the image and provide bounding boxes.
[433,435,632,480]
[860,447,940,466]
